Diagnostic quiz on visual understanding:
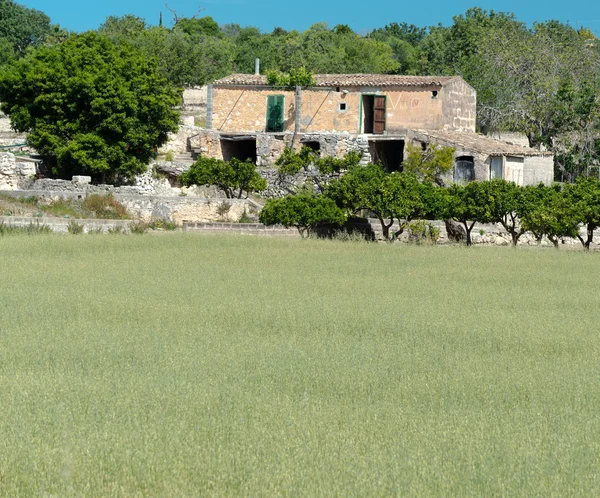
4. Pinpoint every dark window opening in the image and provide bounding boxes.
[336,86,340,92]
[338,102,347,112]
[421,141,427,151]
[432,90,438,99]
[301,141,320,155]
[455,156,475,182]
[220,137,257,163]
[369,140,404,173]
